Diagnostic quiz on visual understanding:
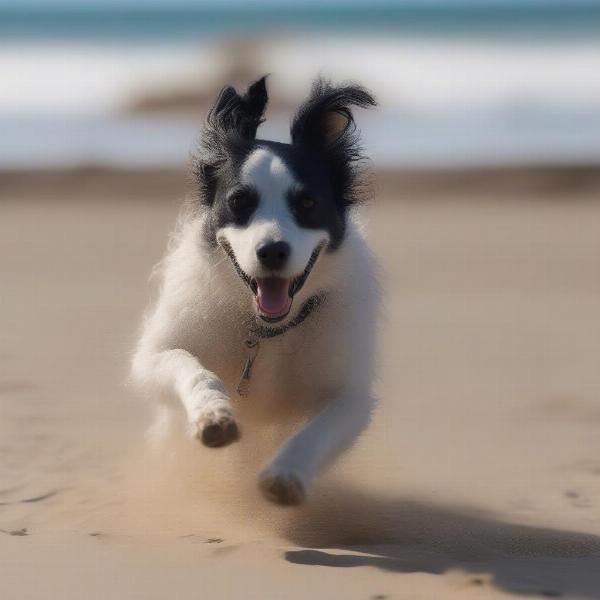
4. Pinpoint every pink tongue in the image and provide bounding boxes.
[256,277,292,316]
